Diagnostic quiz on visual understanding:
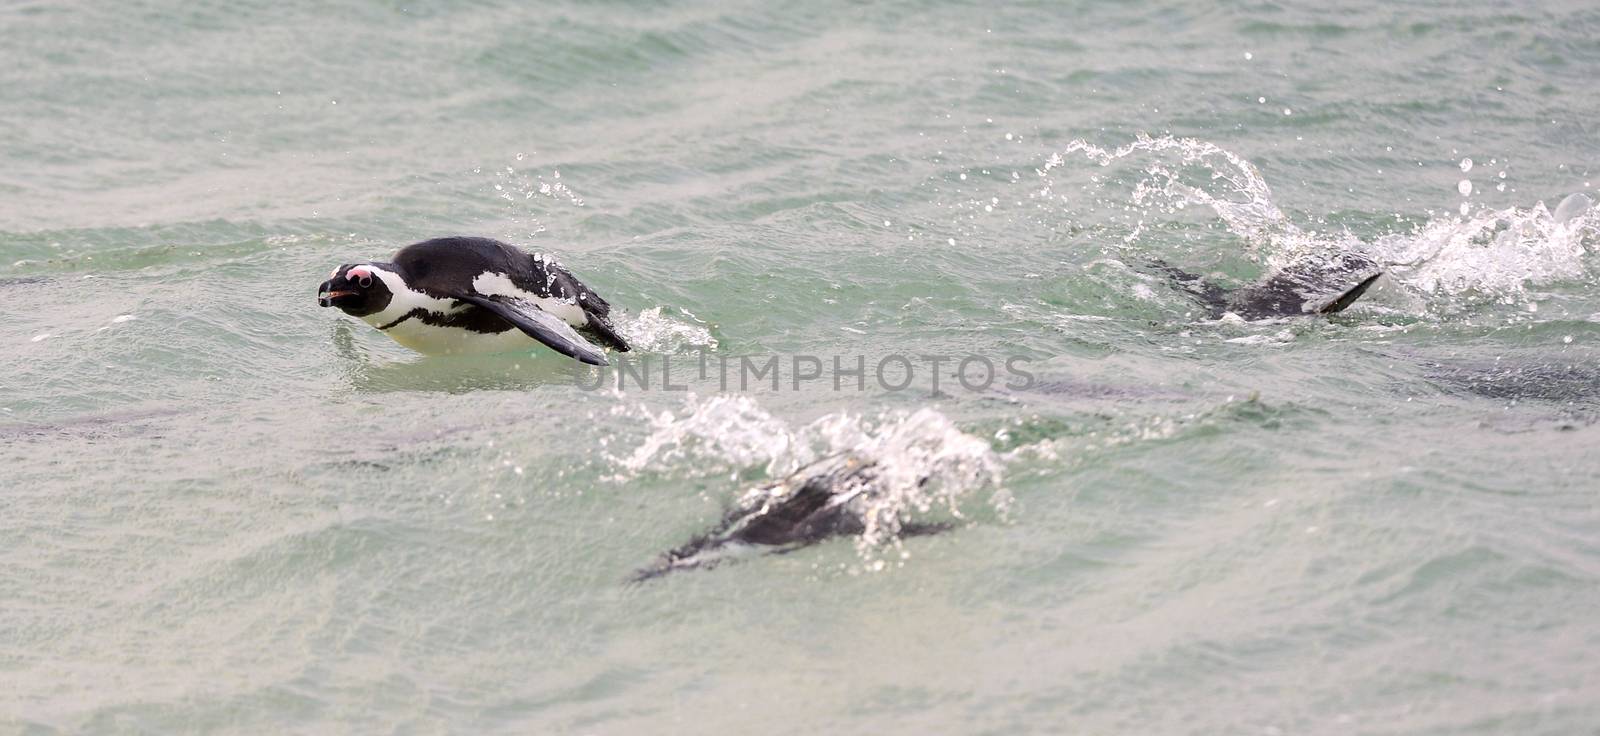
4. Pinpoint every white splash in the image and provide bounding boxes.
[613,395,1007,555]
[1036,134,1301,264]
[1370,201,1596,300]
[801,407,1006,551]
[1029,134,1598,306]
[1224,330,1296,346]
[1552,193,1593,225]
[616,395,798,476]
[616,306,719,352]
